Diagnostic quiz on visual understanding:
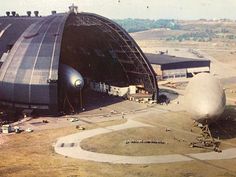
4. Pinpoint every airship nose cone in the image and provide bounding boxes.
[184,73,226,123]
[74,79,84,88]
[195,104,220,121]
[60,64,84,91]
